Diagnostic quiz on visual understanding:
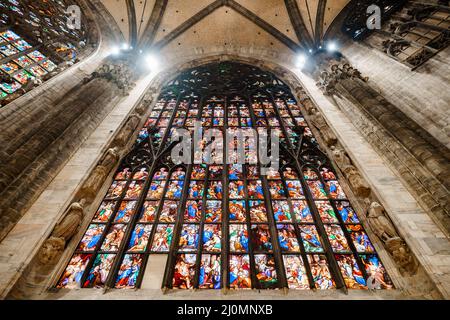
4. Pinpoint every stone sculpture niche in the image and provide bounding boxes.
[366,201,419,276]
